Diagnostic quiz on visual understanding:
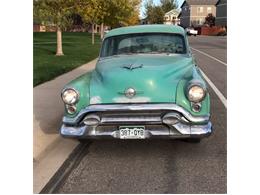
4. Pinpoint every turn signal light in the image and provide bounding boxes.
[83,114,101,126]
[162,113,180,125]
